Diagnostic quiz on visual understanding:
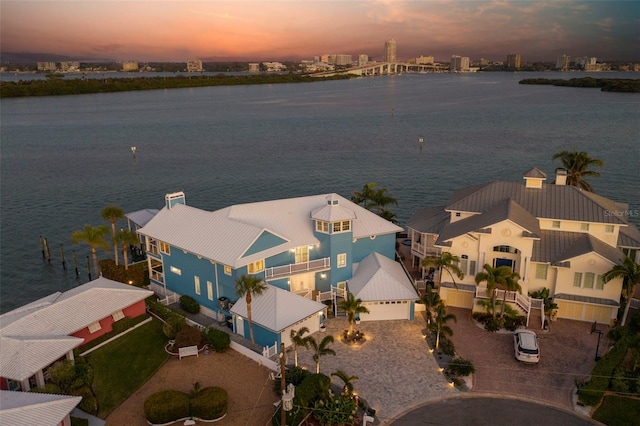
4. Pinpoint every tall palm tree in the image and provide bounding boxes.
[308,335,336,374]
[338,292,370,334]
[331,370,359,396]
[370,187,398,215]
[604,256,640,325]
[351,182,377,210]
[422,285,442,325]
[116,229,140,271]
[71,225,110,279]
[552,148,603,192]
[475,264,517,318]
[101,205,125,265]
[235,274,267,345]
[432,302,456,350]
[421,252,464,288]
[289,327,312,368]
